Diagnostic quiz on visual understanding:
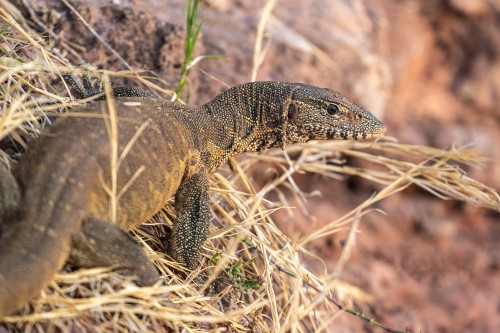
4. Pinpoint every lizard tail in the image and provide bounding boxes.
[0,189,89,317]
